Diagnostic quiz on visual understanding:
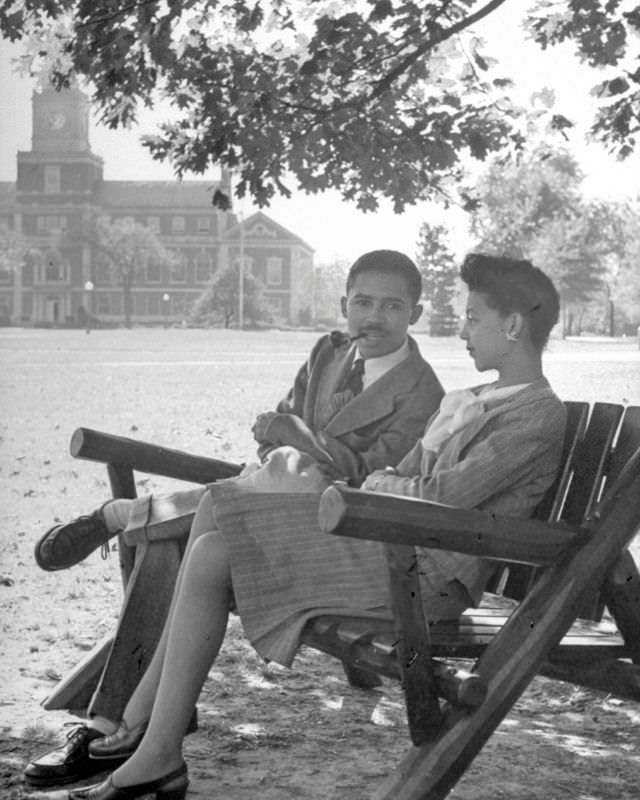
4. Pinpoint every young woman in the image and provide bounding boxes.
[68,253,566,800]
